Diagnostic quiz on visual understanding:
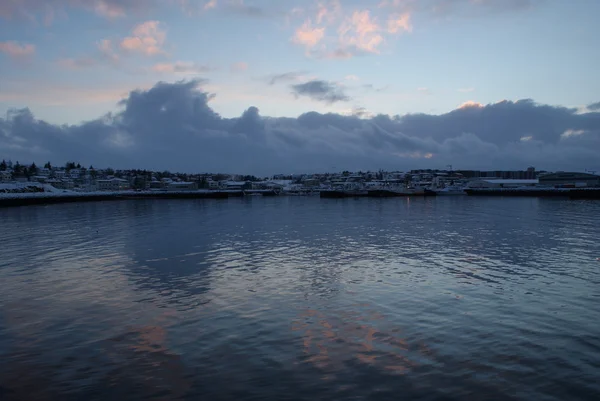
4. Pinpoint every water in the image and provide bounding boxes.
[1,196,599,400]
